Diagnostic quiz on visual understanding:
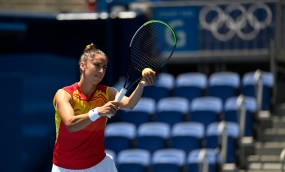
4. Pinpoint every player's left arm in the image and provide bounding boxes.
[109,70,156,109]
